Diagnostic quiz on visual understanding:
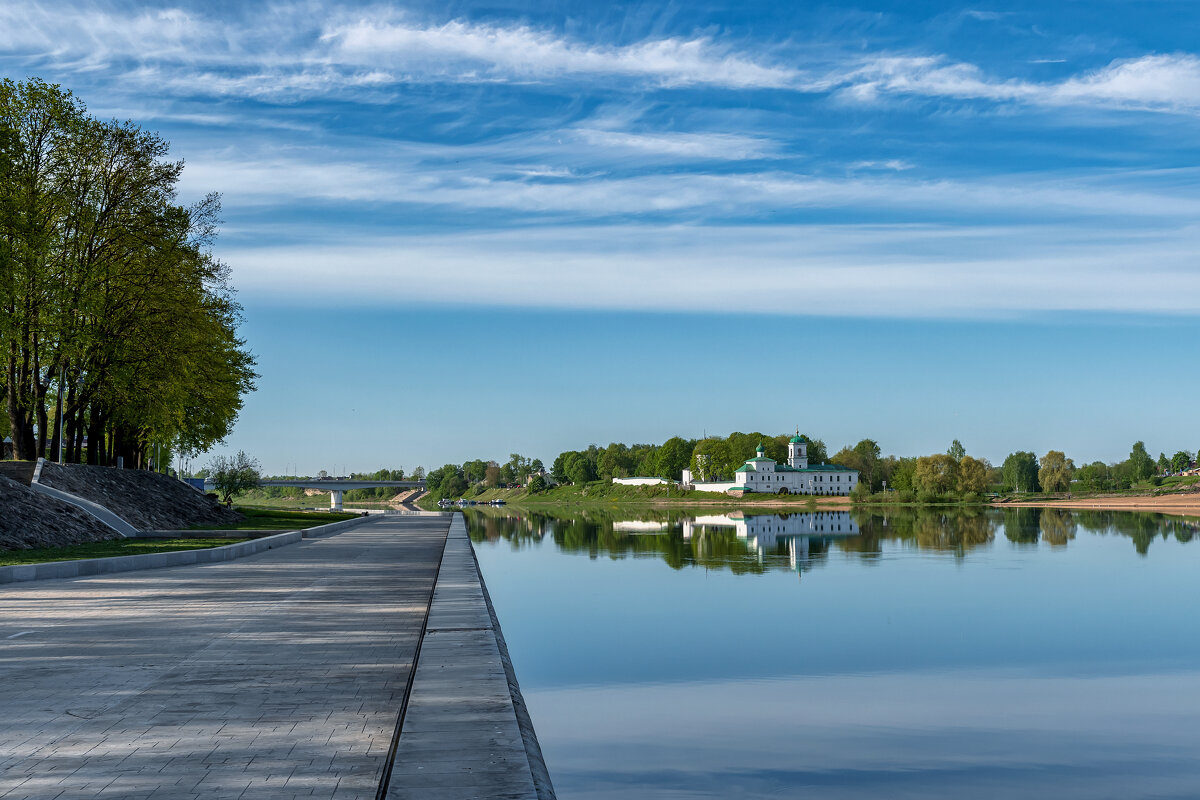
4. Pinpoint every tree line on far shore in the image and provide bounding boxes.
[421,433,1199,502]
[1,78,256,469]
